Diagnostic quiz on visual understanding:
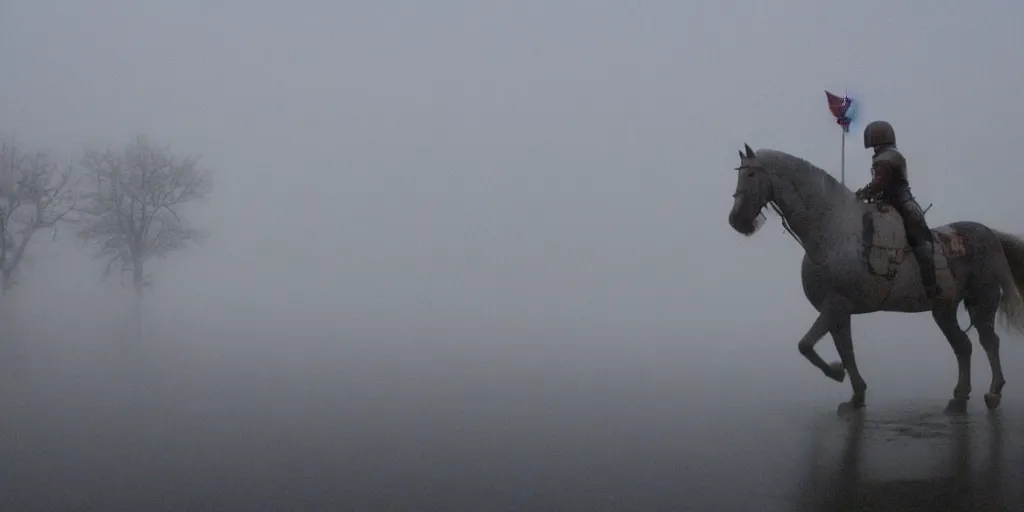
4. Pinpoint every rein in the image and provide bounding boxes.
[769,200,803,249]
